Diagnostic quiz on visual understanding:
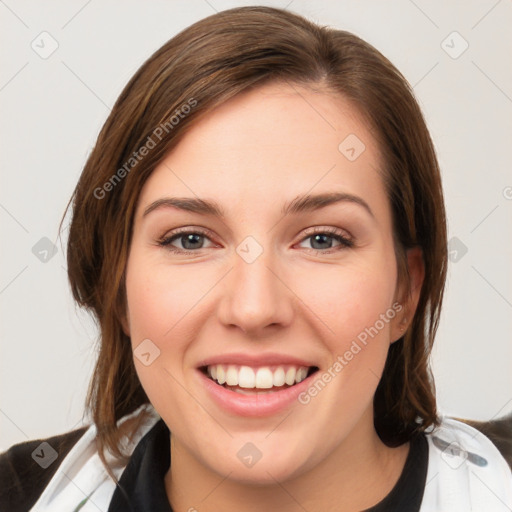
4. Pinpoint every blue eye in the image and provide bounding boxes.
[299,230,353,253]
[159,229,214,253]
[158,227,353,255]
